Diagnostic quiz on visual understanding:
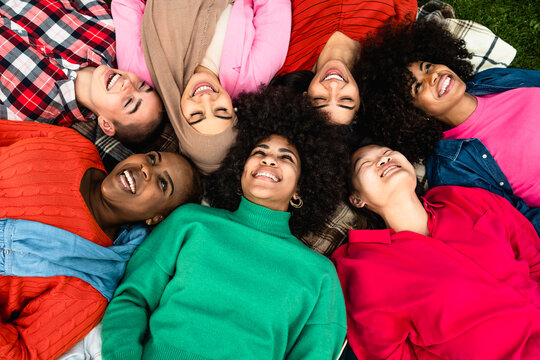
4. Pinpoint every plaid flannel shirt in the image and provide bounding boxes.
[0,0,161,170]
